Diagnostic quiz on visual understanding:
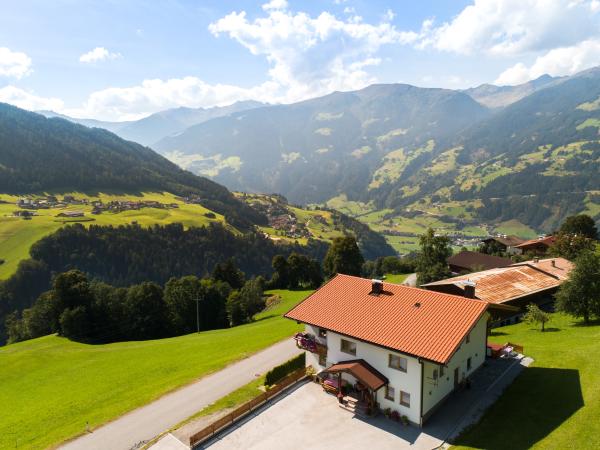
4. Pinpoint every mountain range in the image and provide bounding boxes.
[38,100,265,147]
[28,68,600,234]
